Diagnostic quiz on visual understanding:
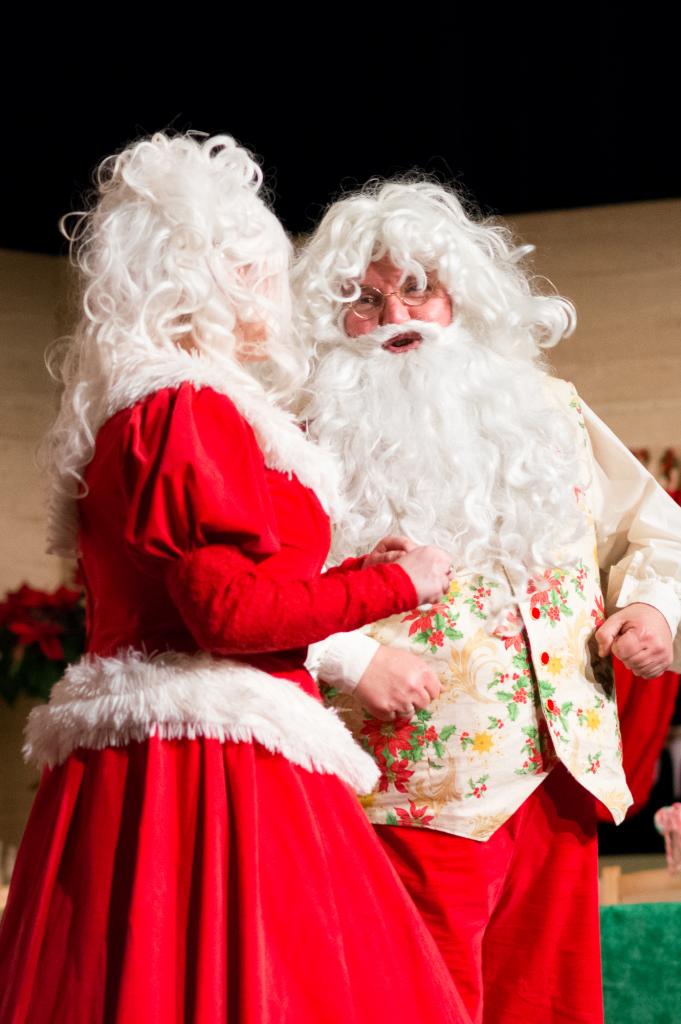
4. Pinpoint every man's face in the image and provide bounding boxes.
[344,256,453,353]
